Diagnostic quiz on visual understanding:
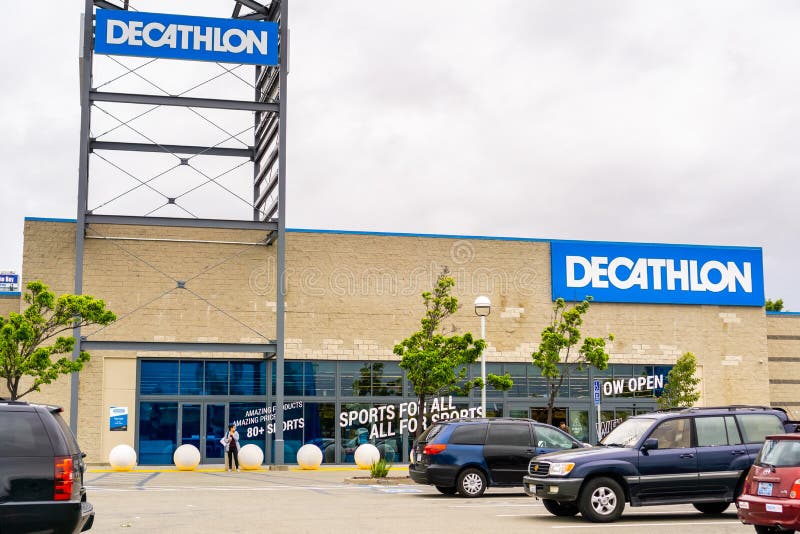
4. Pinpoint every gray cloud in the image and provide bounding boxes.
[1,0,797,309]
